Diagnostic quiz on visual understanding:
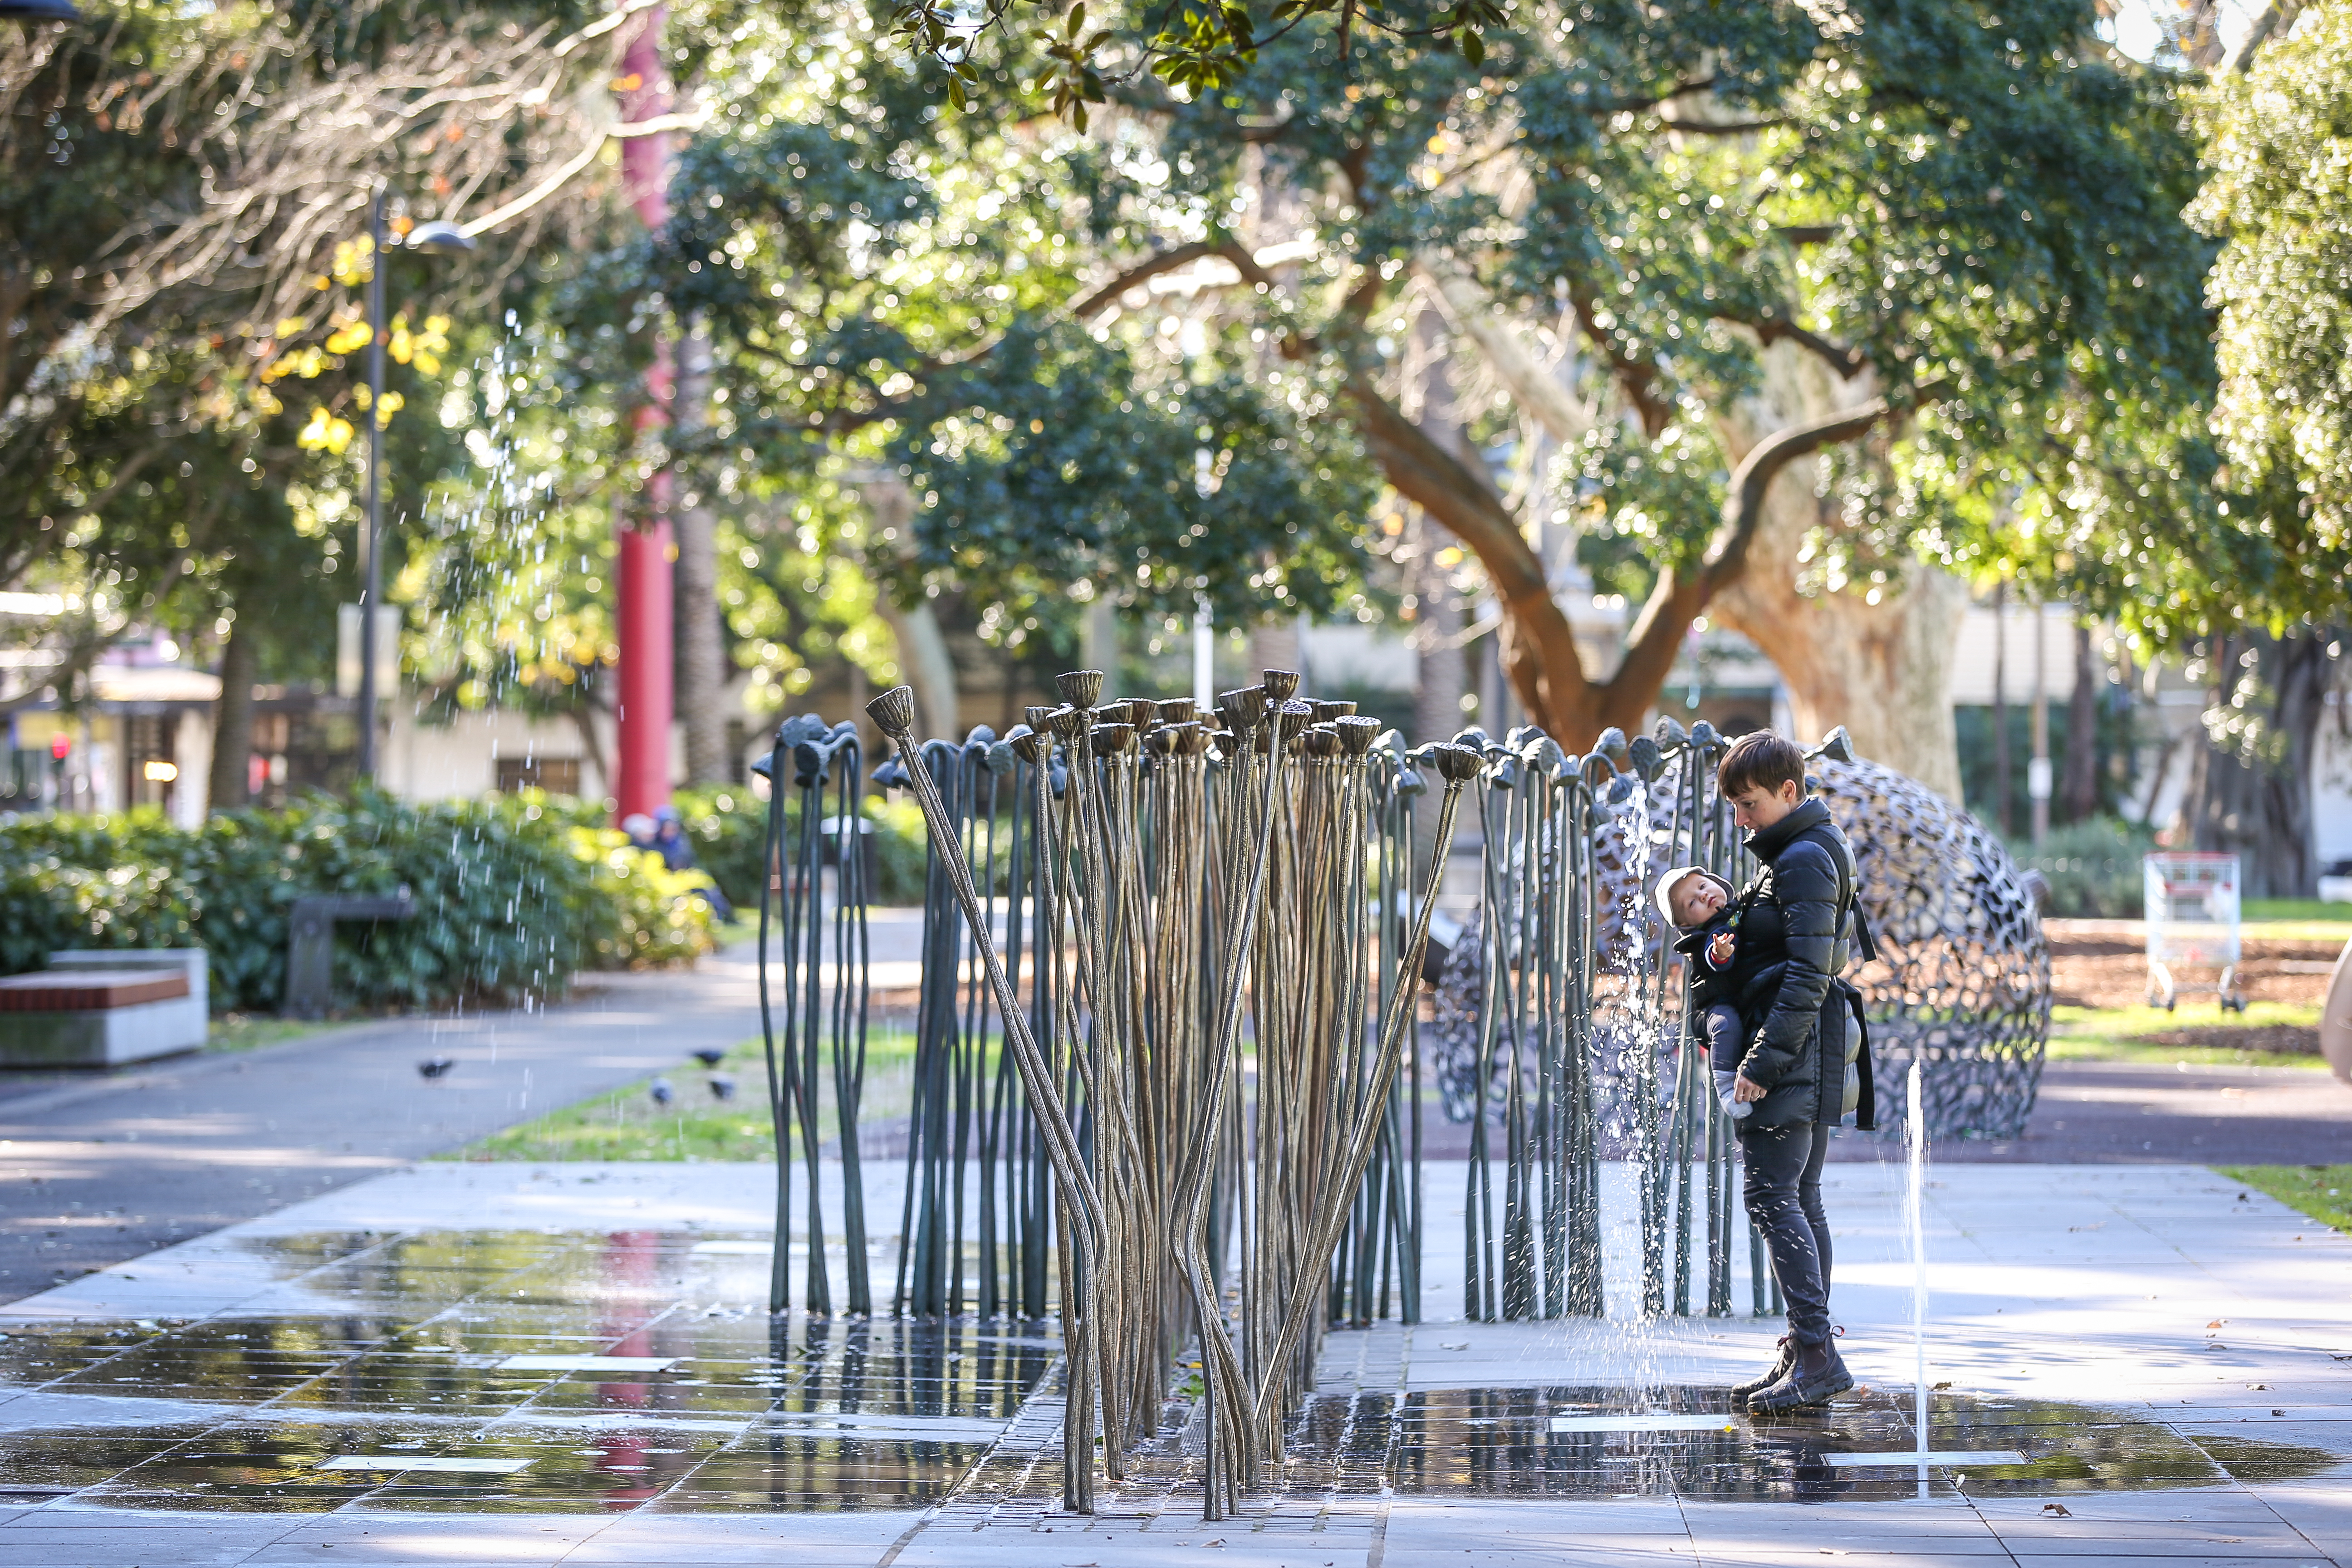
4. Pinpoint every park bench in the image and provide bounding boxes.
[0,949,210,1067]
[283,890,415,1019]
